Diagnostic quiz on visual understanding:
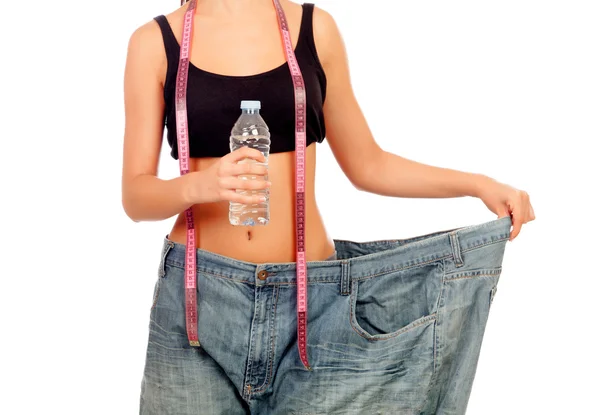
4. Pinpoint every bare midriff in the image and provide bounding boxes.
[167,142,336,263]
